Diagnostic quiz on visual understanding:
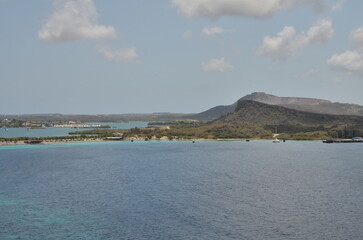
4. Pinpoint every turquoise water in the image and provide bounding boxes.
[0,121,148,138]
[1,141,362,239]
